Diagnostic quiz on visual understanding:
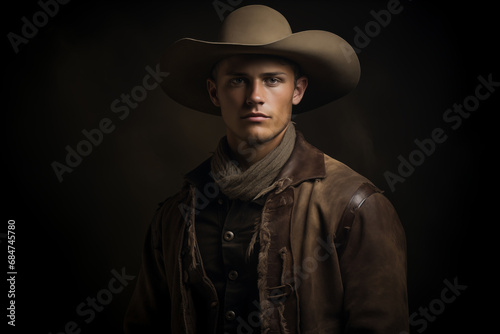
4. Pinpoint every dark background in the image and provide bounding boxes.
[3,0,497,333]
